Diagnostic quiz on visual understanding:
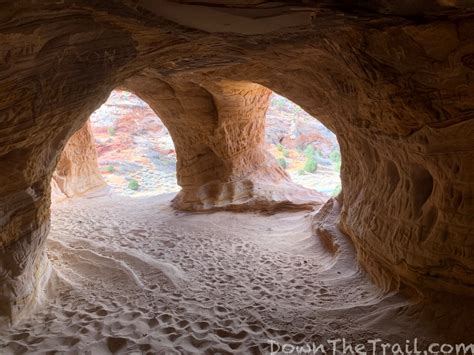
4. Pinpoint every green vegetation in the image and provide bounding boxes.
[277,143,289,157]
[128,178,139,190]
[108,126,116,136]
[106,165,115,173]
[272,96,289,111]
[329,149,341,172]
[277,157,288,169]
[304,154,318,173]
[331,183,342,197]
[270,94,305,115]
[304,145,323,159]
[304,144,315,159]
[298,169,306,175]
[276,143,290,157]
[303,144,318,173]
